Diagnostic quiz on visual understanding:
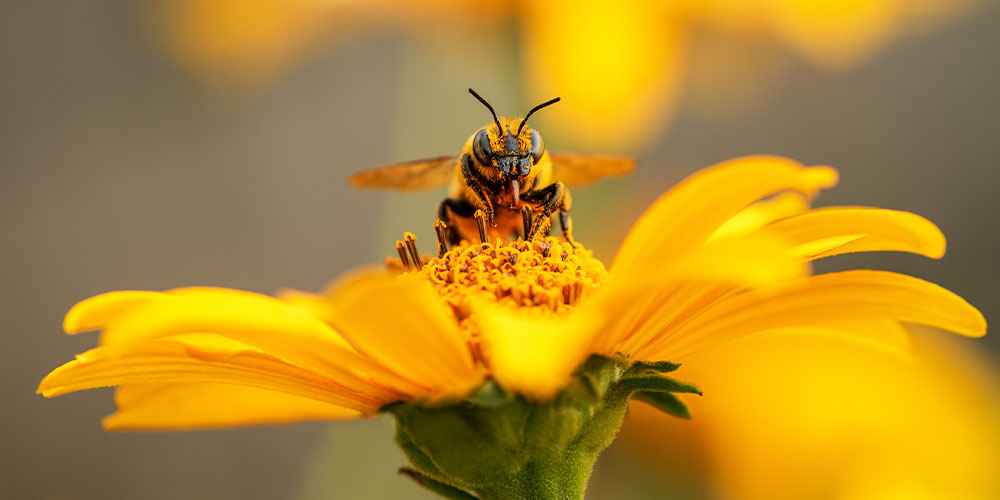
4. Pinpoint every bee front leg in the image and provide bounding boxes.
[522,181,570,241]
[460,153,494,225]
[438,197,475,246]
